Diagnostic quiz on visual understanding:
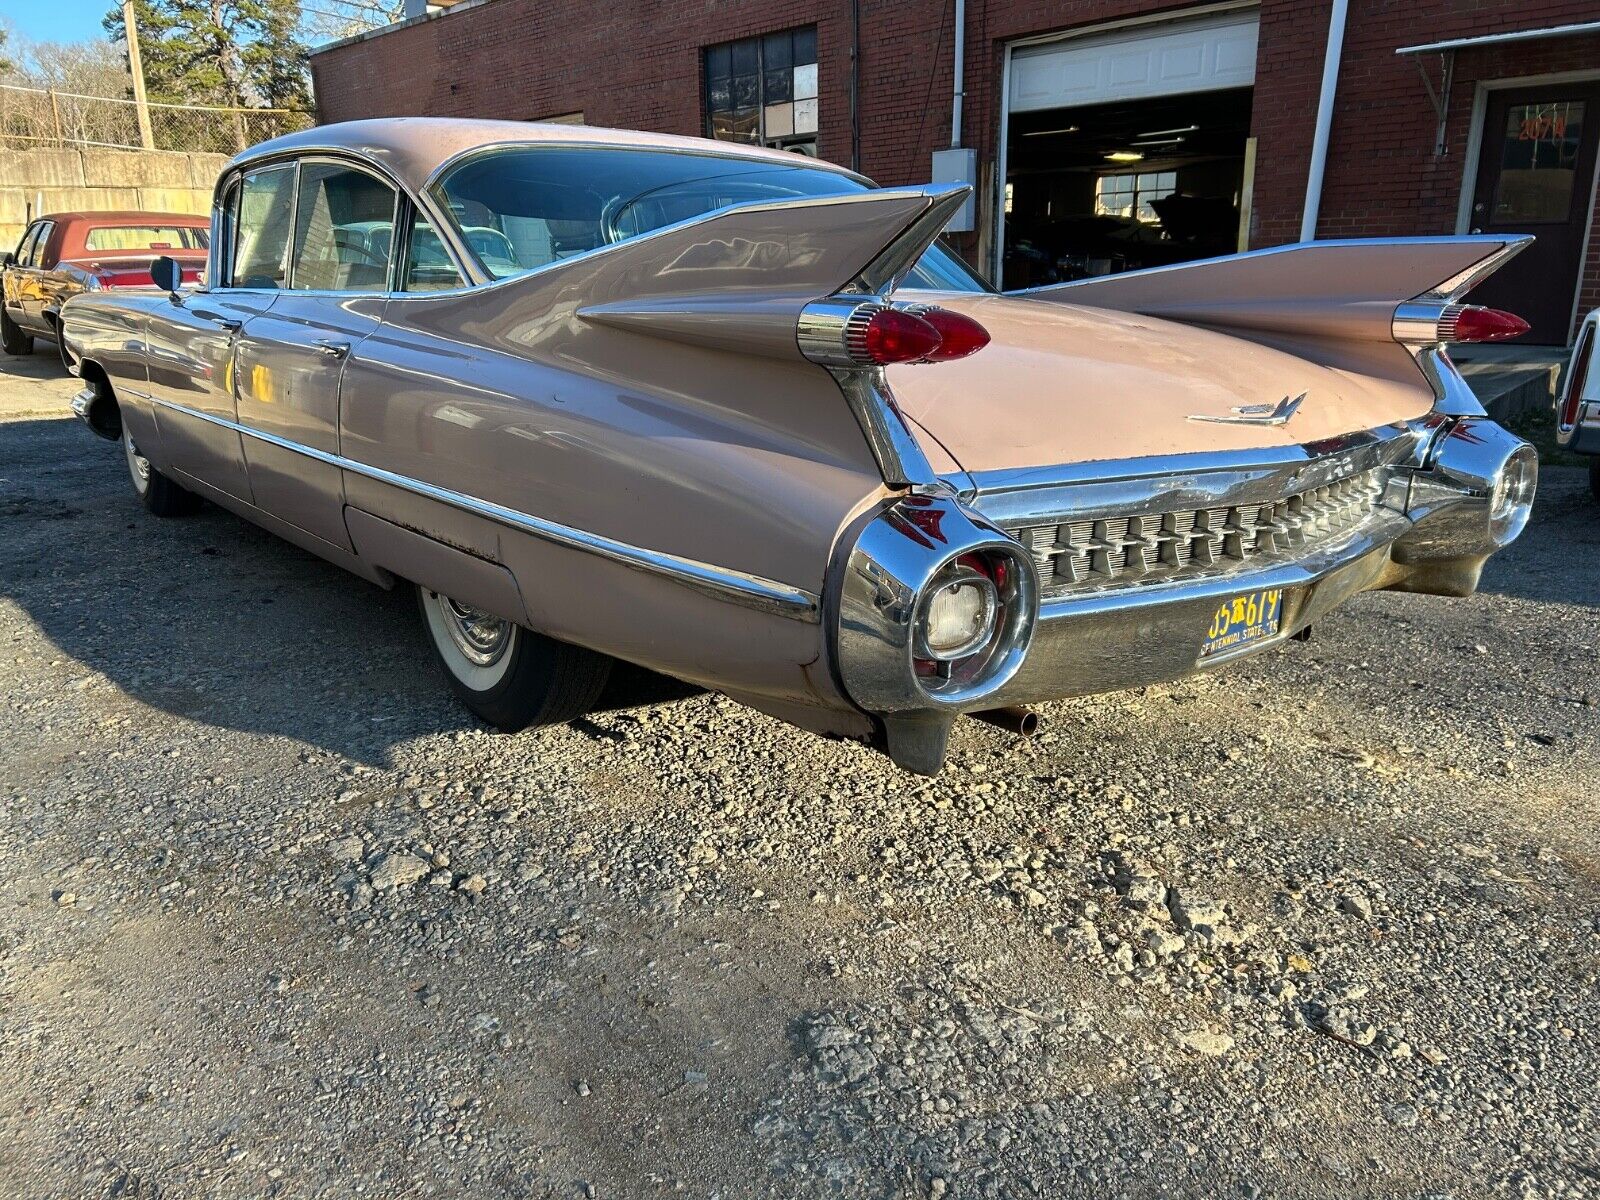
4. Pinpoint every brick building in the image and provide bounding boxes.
[310,1,1600,344]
